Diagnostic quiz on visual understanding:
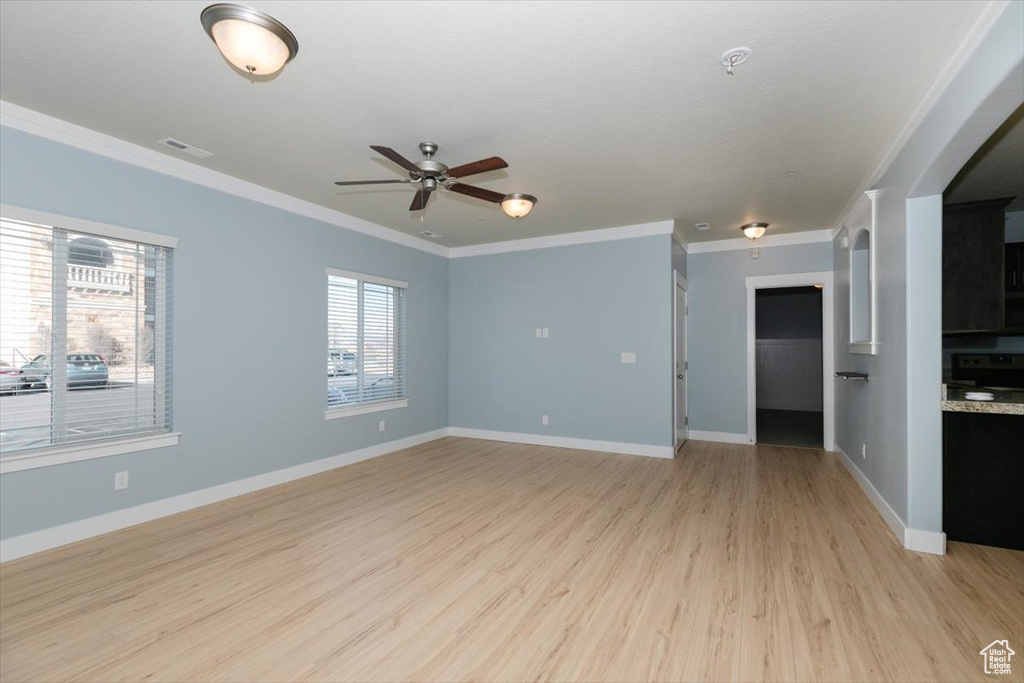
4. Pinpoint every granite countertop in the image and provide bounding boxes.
[941,385,1024,415]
